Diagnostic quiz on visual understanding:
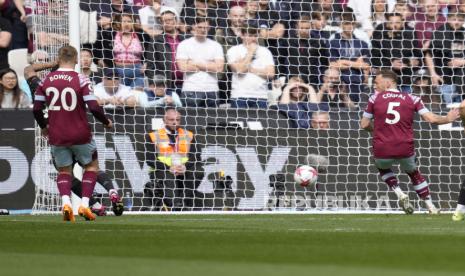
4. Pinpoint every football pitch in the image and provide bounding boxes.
[1,214,464,276]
